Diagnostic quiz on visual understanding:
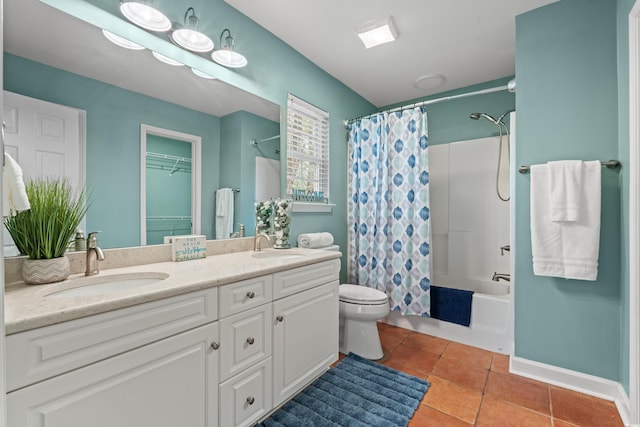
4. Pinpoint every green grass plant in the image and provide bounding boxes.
[4,178,88,259]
